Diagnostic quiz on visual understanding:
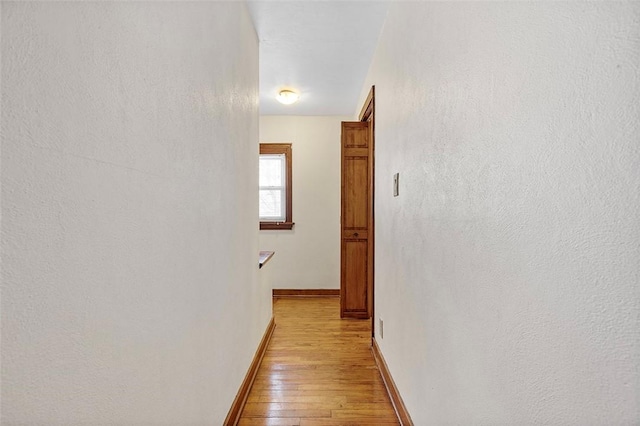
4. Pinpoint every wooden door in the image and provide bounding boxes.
[341,121,372,319]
